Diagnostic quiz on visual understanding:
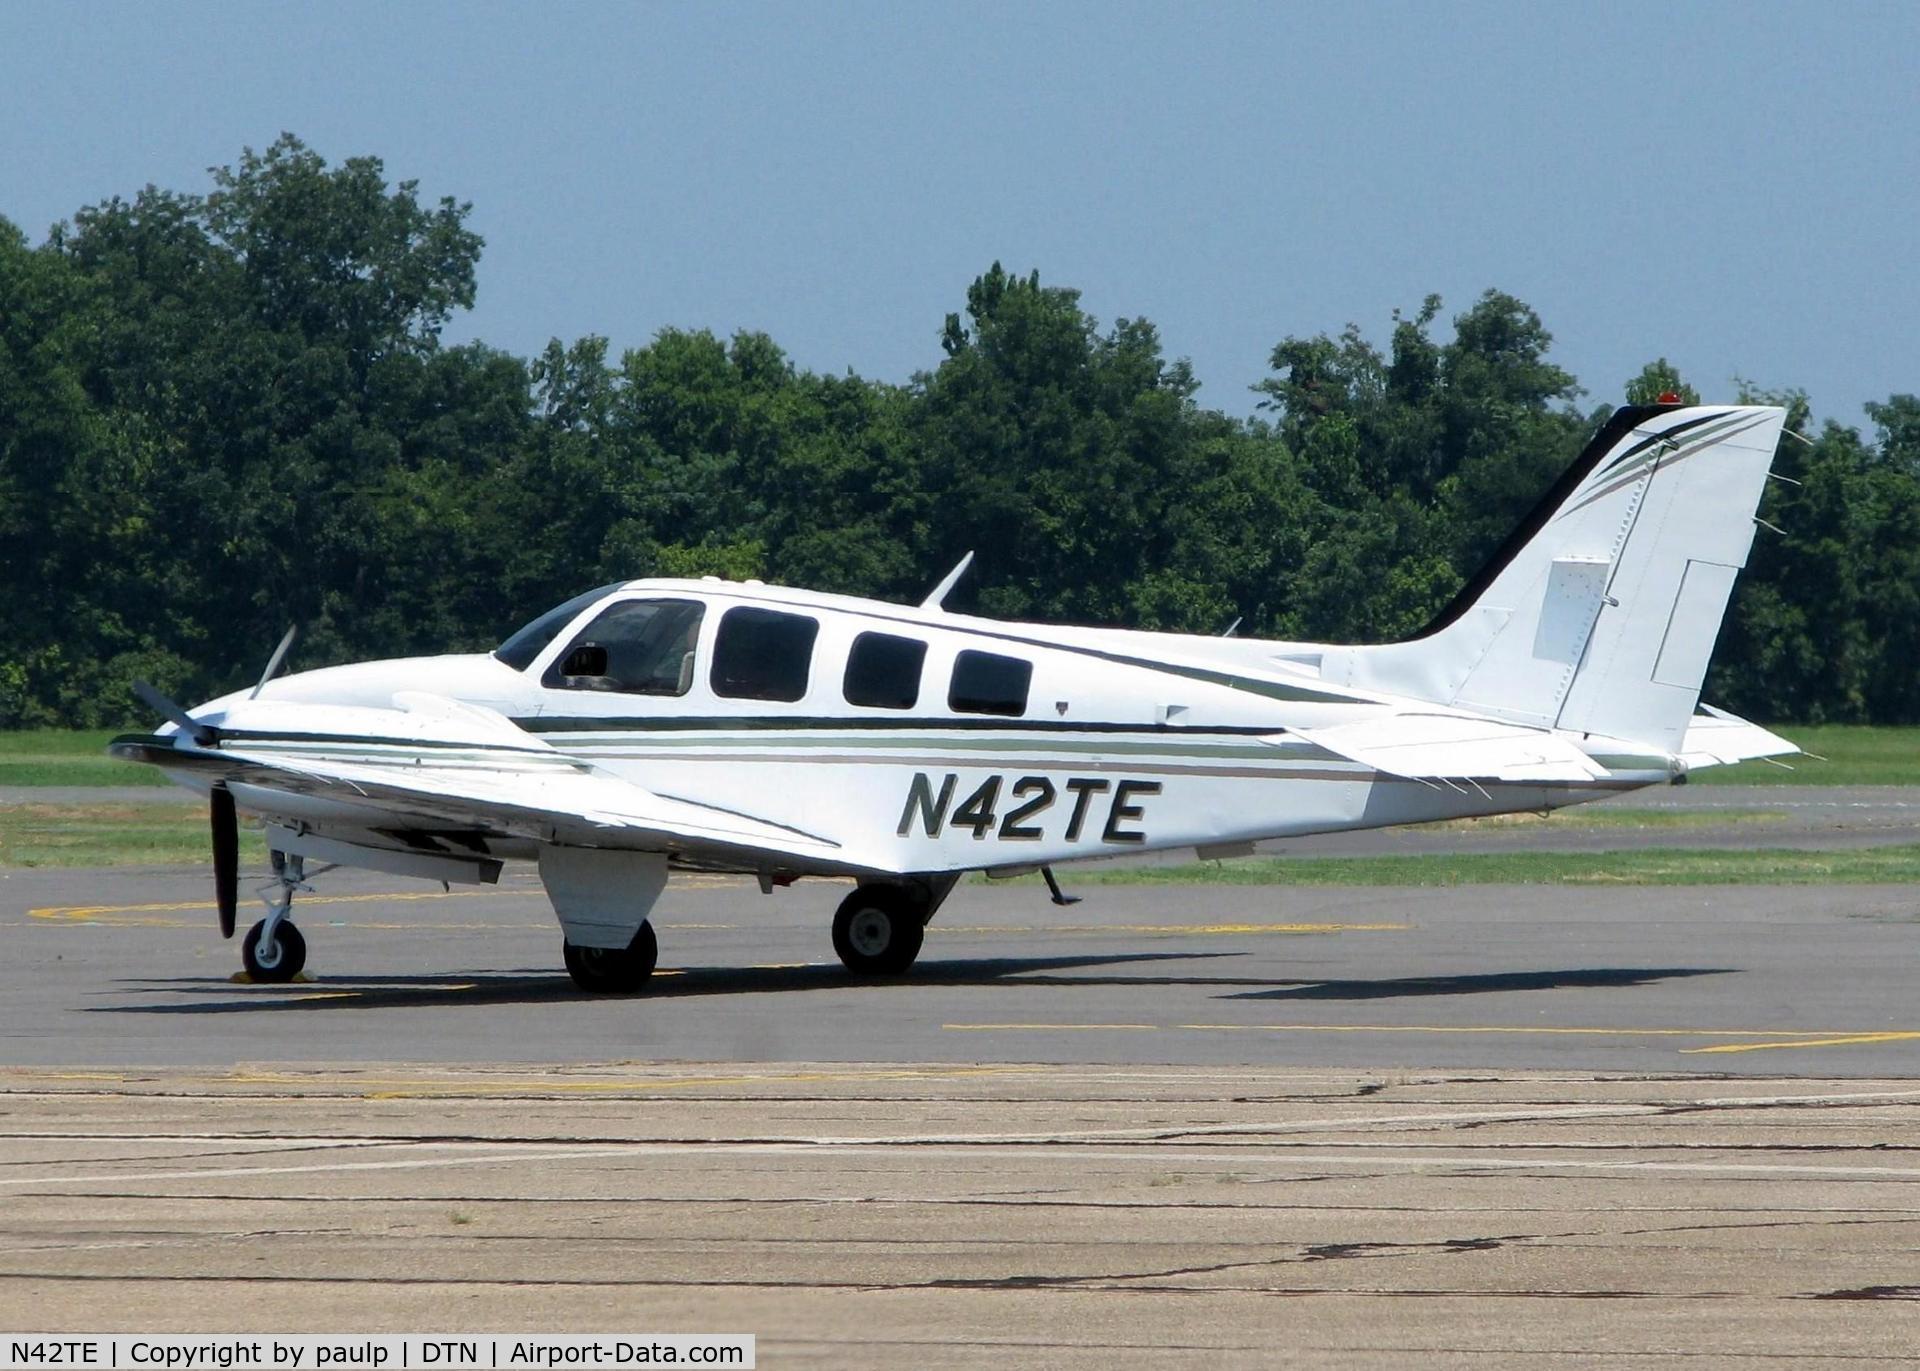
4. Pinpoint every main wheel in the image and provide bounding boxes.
[241,919,307,983]
[563,920,658,994]
[832,886,926,977]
